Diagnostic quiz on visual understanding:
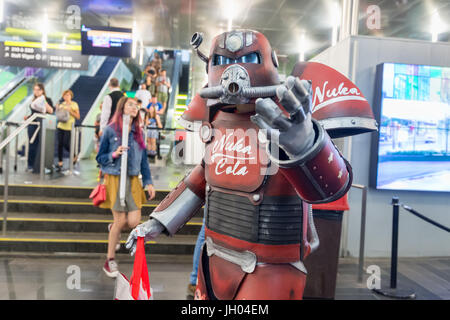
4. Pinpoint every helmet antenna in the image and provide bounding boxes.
[190,32,209,64]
